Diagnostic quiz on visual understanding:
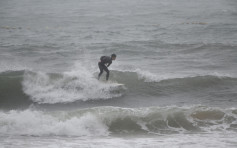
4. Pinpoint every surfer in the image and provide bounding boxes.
[98,54,116,81]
